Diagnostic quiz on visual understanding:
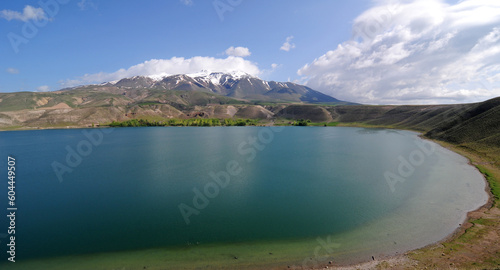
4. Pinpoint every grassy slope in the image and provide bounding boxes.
[0,88,247,110]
